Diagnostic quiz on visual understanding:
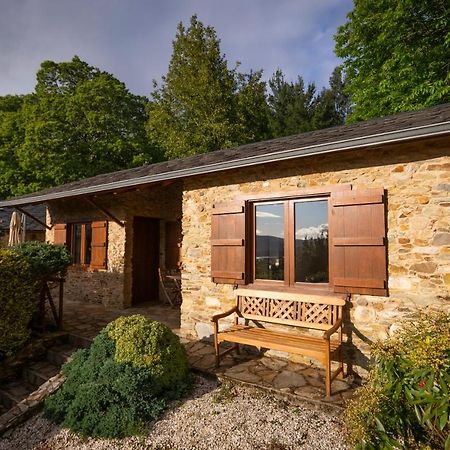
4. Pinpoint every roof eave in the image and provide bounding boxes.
[1,120,449,208]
